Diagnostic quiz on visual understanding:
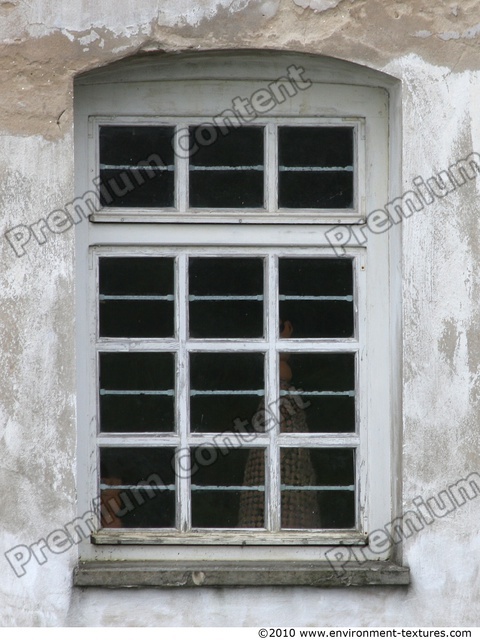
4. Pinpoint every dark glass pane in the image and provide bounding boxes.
[279,127,354,209]
[100,352,174,433]
[191,448,265,528]
[190,353,264,433]
[280,448,355,529]
[189,126,264,208]
[100,447,176,528]
[99,126,175,207]
[189,257,264,338]
[99,257,174,338]
[279,258,353,338]
[279,353,355,433]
